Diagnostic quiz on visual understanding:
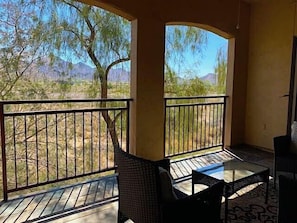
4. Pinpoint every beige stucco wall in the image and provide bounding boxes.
[80,0,251,159]
[246,0,294,151]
